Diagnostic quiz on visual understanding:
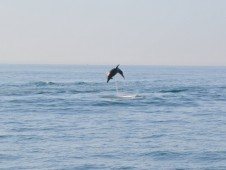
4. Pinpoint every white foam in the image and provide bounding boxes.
[102,94,145,100]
